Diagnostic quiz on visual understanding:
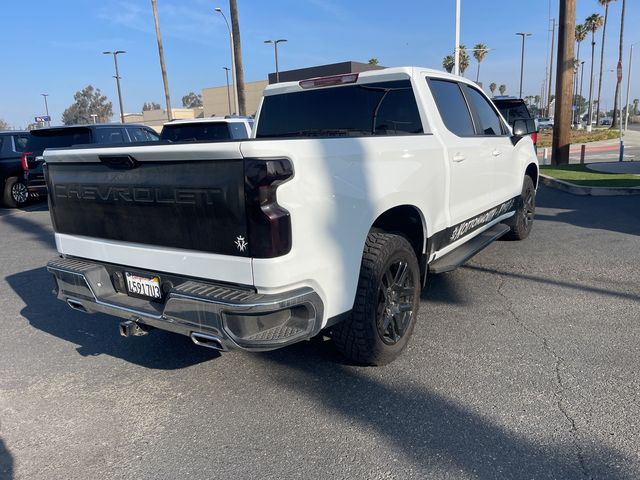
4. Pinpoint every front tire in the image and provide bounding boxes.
[333,232,420,366]
[504,176,535,240]
[2,177,29,208]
